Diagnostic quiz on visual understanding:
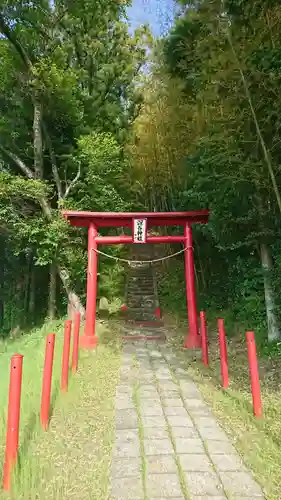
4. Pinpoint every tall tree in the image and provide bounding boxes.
[130,0,281,340]
[0,0,148,322]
